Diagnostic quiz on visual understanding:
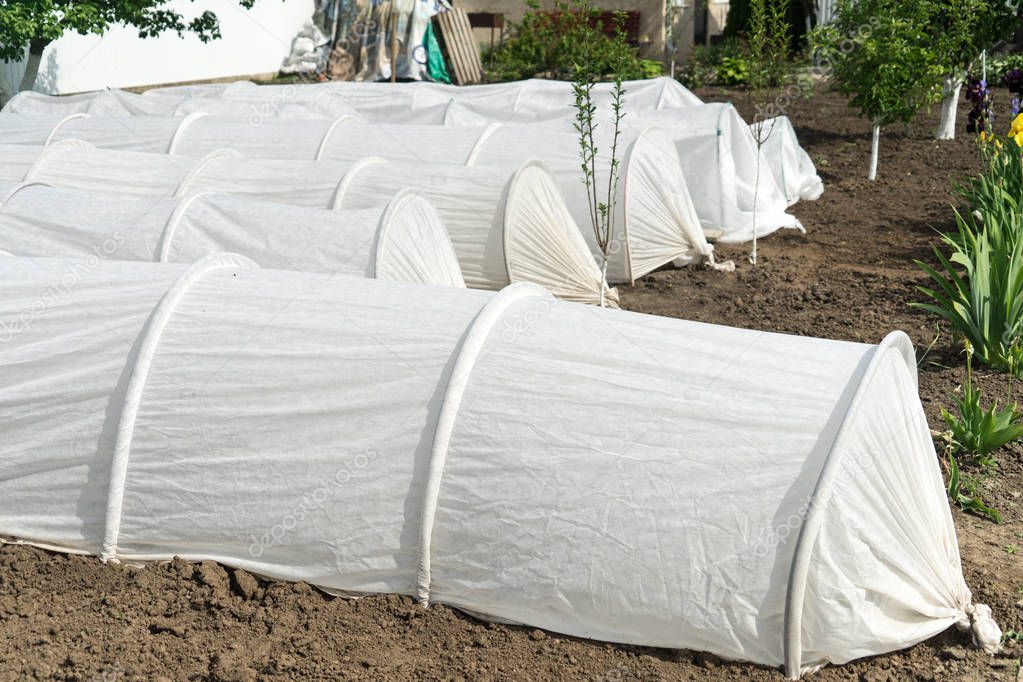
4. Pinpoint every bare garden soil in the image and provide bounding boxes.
[2,84,1021,681]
